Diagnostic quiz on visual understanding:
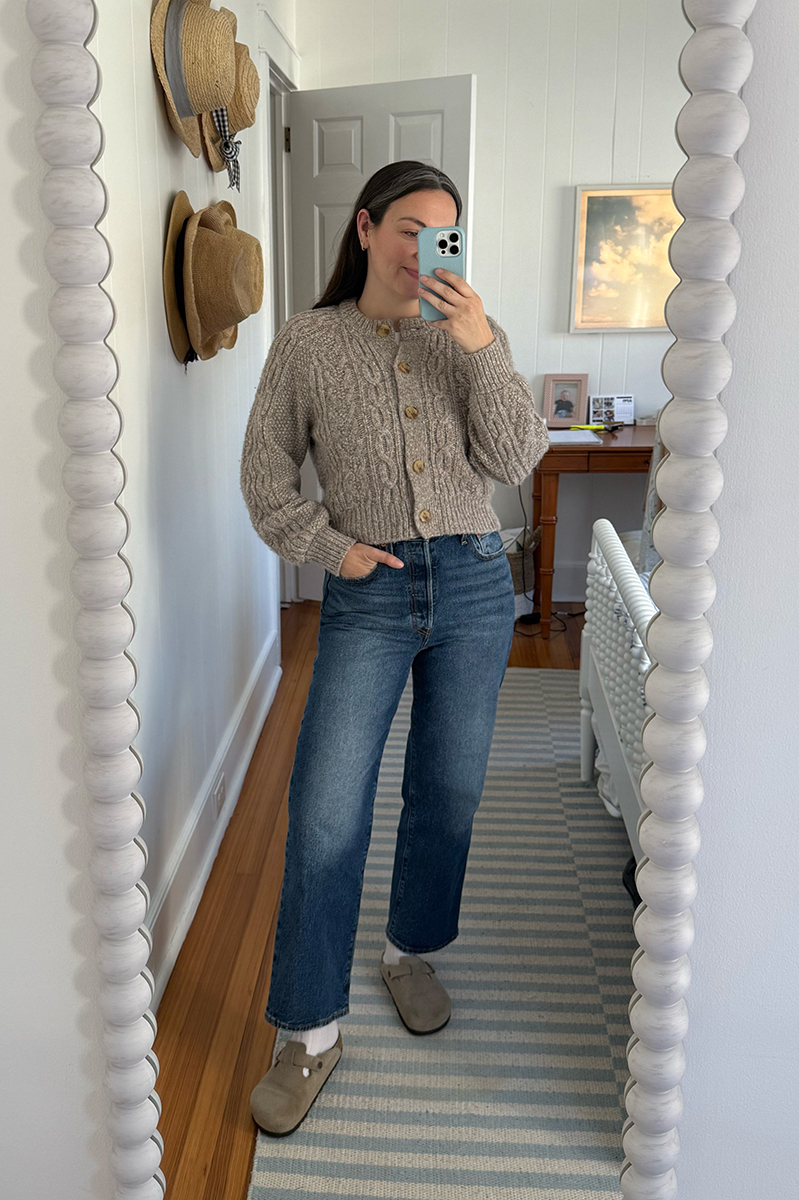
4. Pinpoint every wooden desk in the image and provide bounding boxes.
[532,426,656,639]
